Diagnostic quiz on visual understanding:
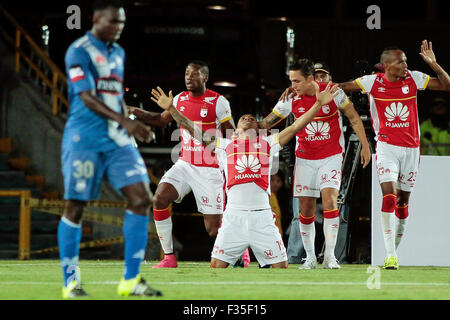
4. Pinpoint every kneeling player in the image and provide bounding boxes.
[150,83,339,268]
